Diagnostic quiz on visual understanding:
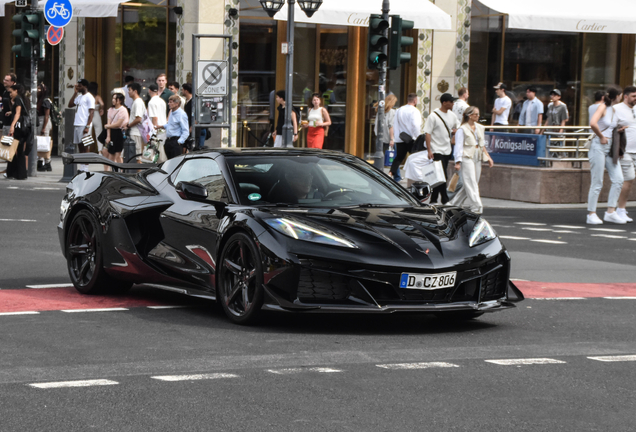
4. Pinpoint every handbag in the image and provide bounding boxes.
[399,131,414,144]
[419,160,446,188]
[0,136,20,162]
[36,136,51,152]
[447,173,460,193]
[97,129,108,144]
[384,148,395,166]
[141,143,159,164]
[81,134,95,148]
